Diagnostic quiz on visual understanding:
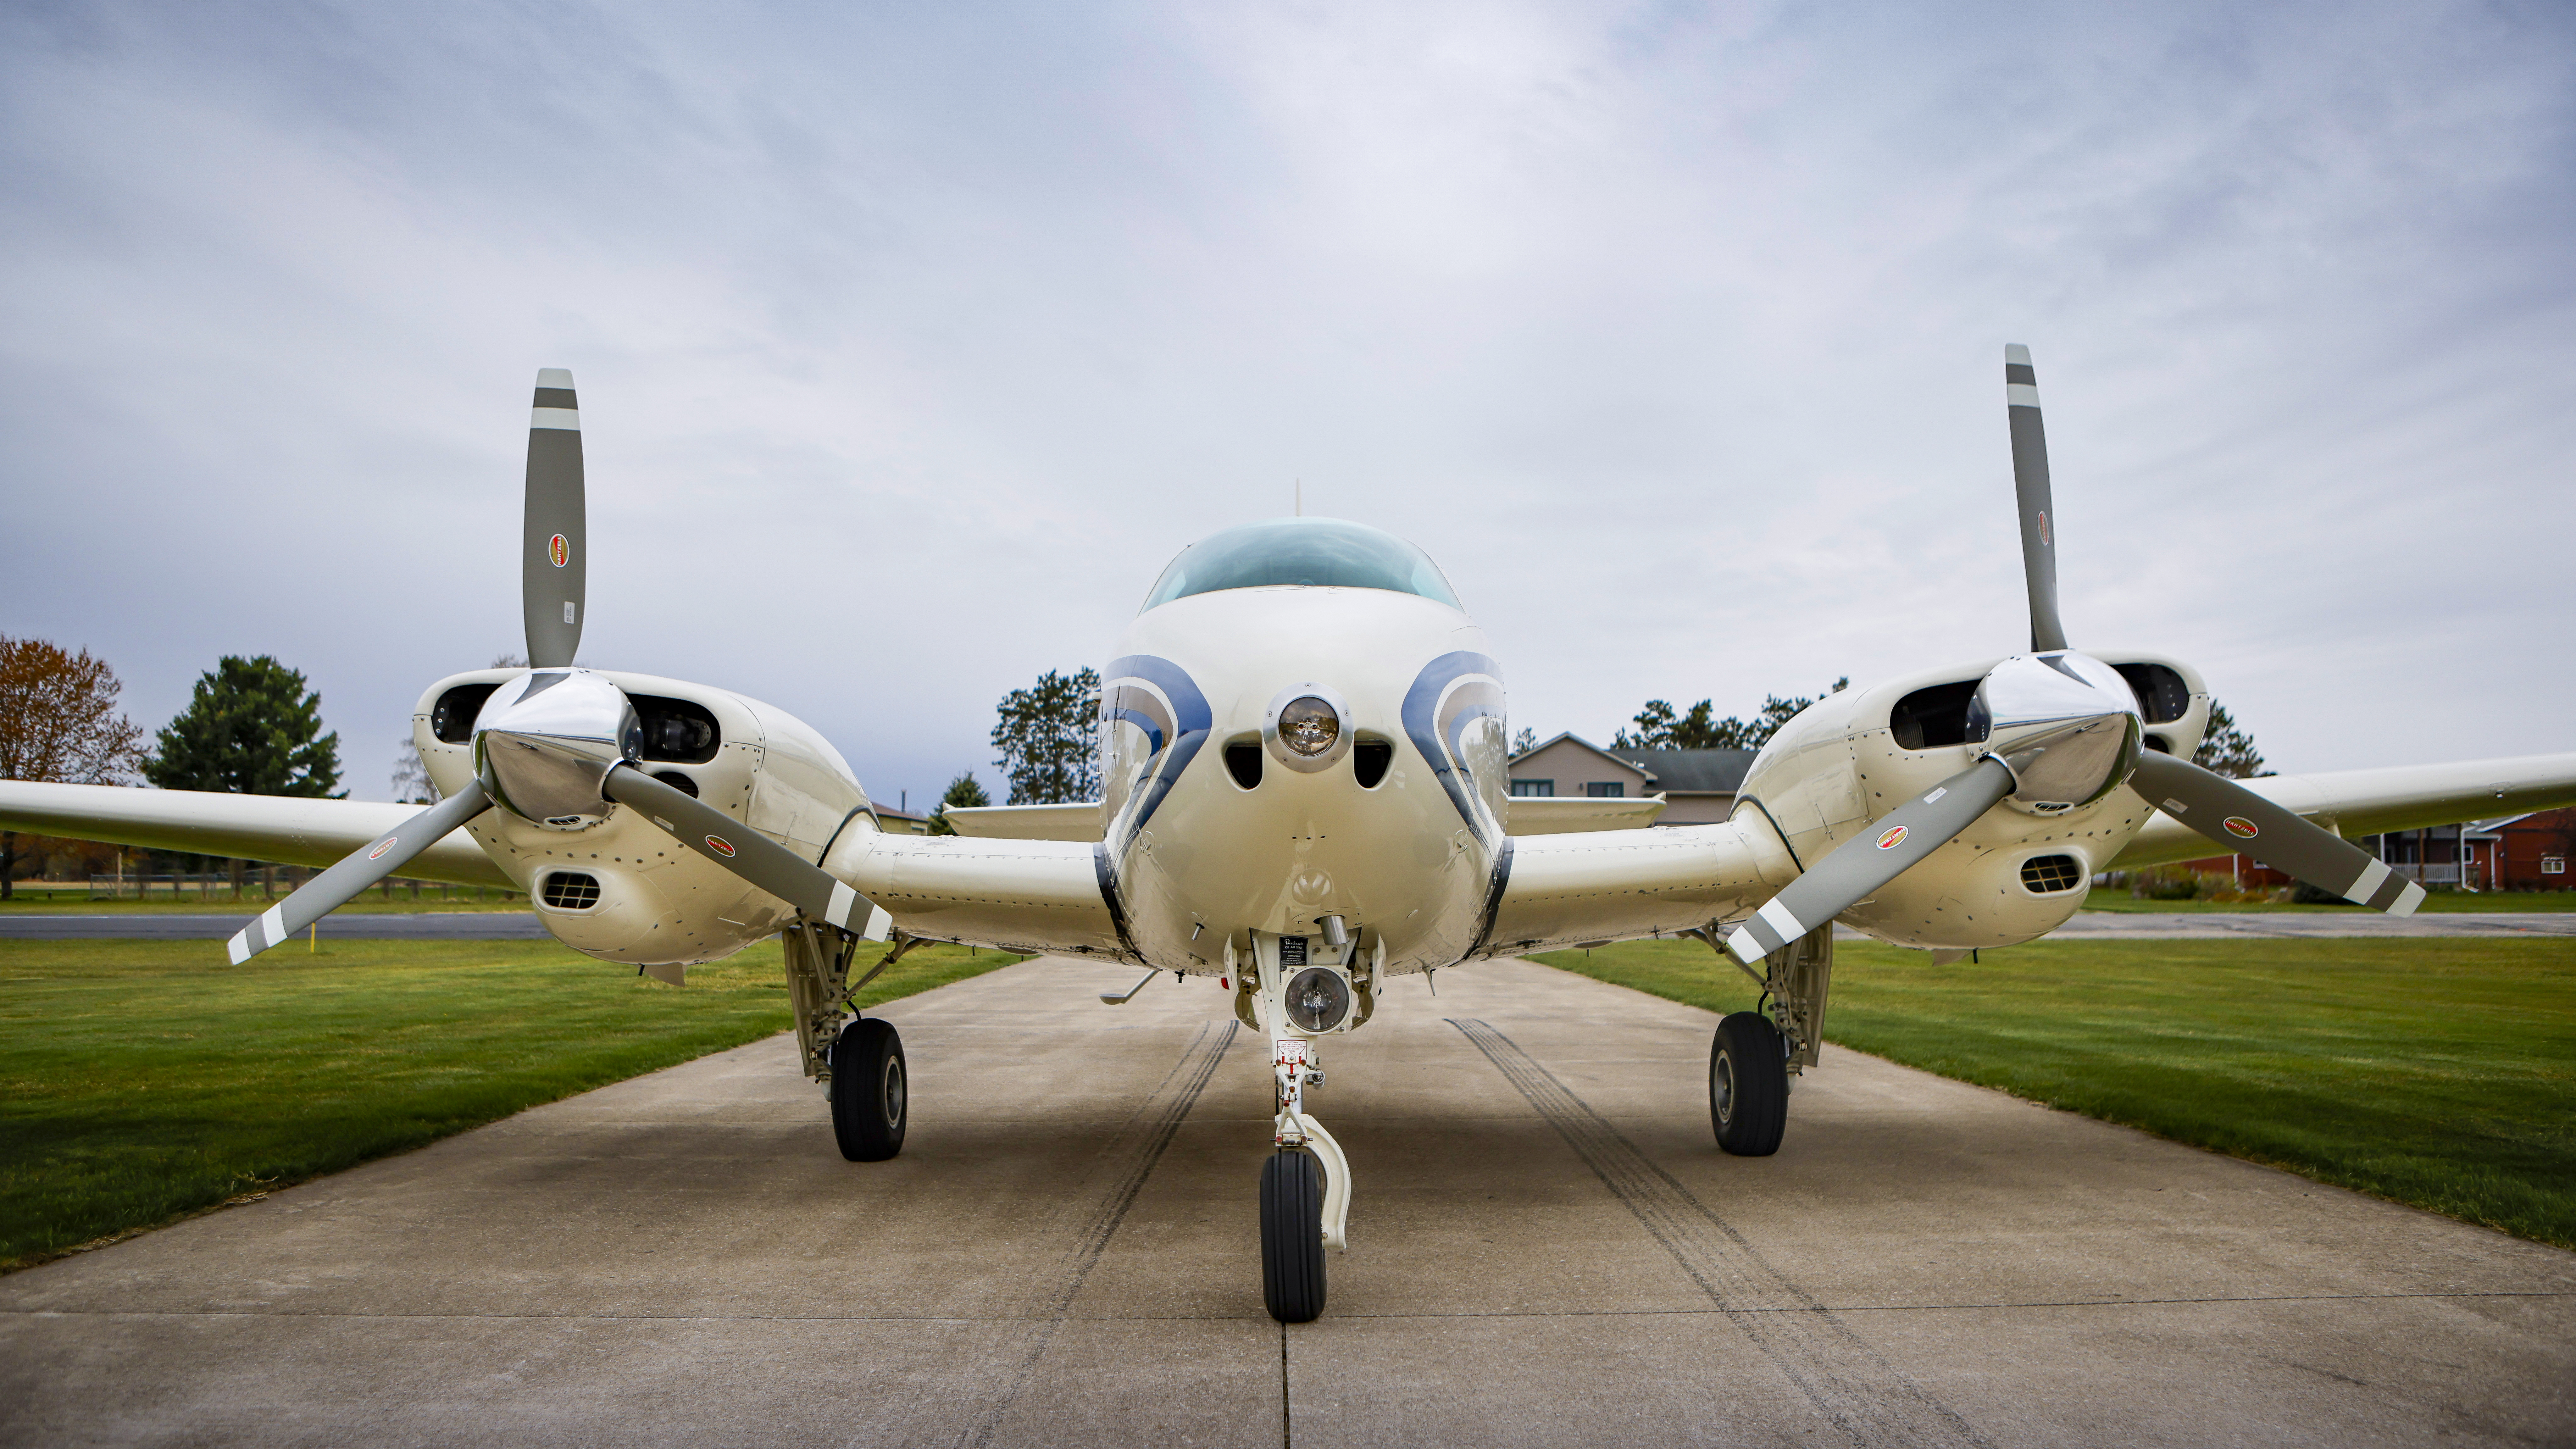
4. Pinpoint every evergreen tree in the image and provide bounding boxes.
[145,656,344,798]
[2192,699,2268,778]
[927,771,992,835]
[1614,679,1847,752]
[991,668,1102,805]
